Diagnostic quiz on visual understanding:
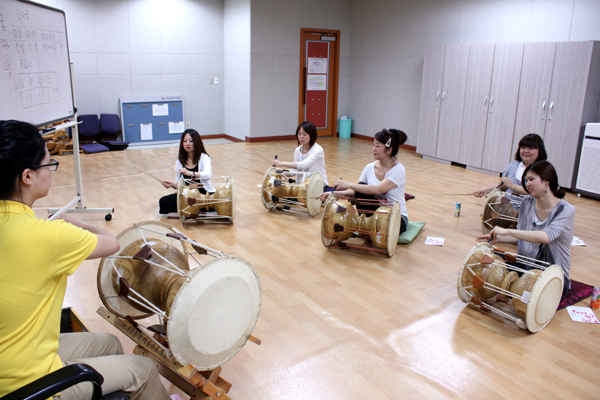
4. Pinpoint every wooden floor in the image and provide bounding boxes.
[38,137,600,399]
